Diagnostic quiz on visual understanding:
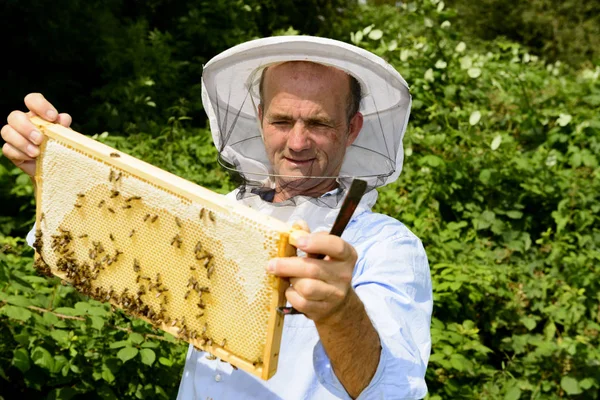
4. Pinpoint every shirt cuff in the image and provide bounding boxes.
[25,222,37,249]
[313,338,388,399]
